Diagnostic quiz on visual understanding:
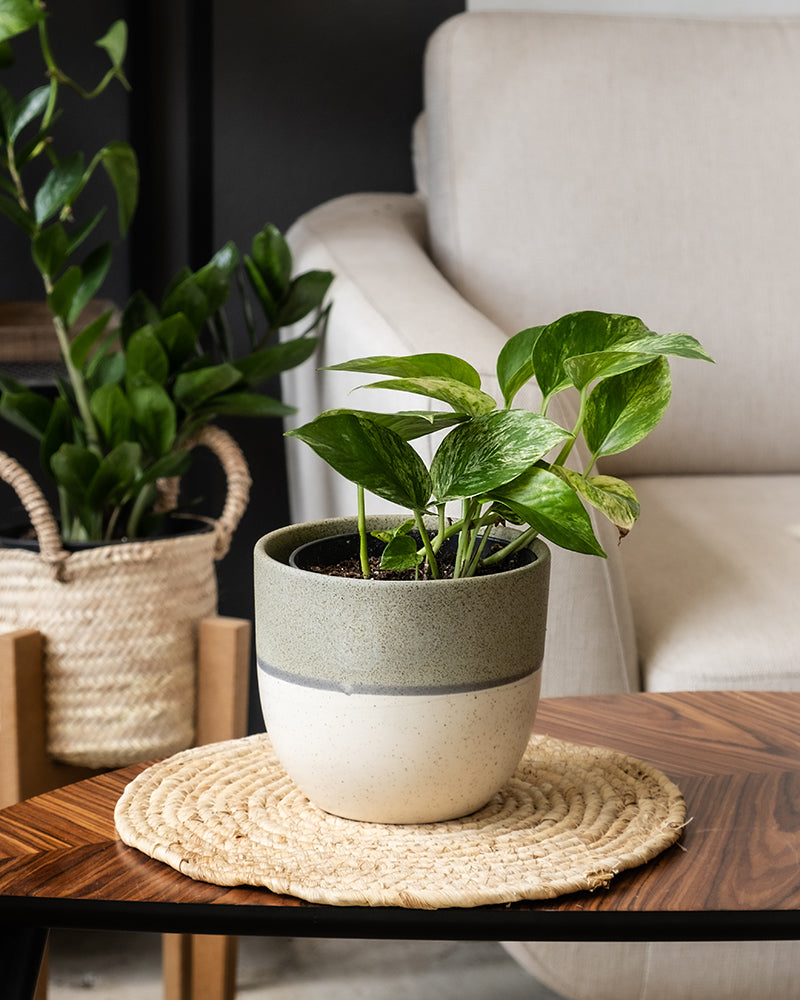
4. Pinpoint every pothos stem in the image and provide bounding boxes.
[357,484,370,578]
